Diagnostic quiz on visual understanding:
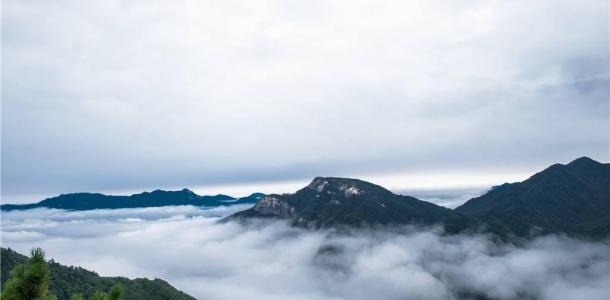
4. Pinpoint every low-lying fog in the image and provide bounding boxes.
[395,187,488,209]
[2,205,608,300]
